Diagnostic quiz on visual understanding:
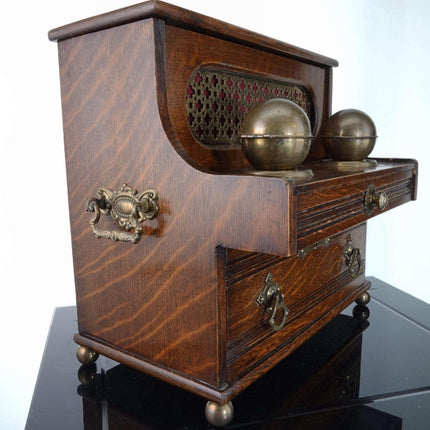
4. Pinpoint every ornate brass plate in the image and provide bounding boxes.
[86,184,159,244]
